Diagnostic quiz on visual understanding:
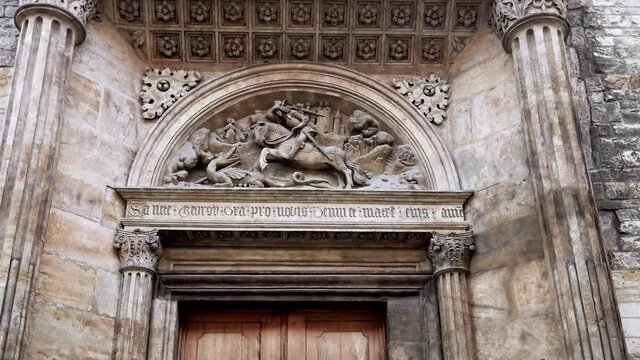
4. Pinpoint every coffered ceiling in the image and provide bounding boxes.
[110,0,484,71]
